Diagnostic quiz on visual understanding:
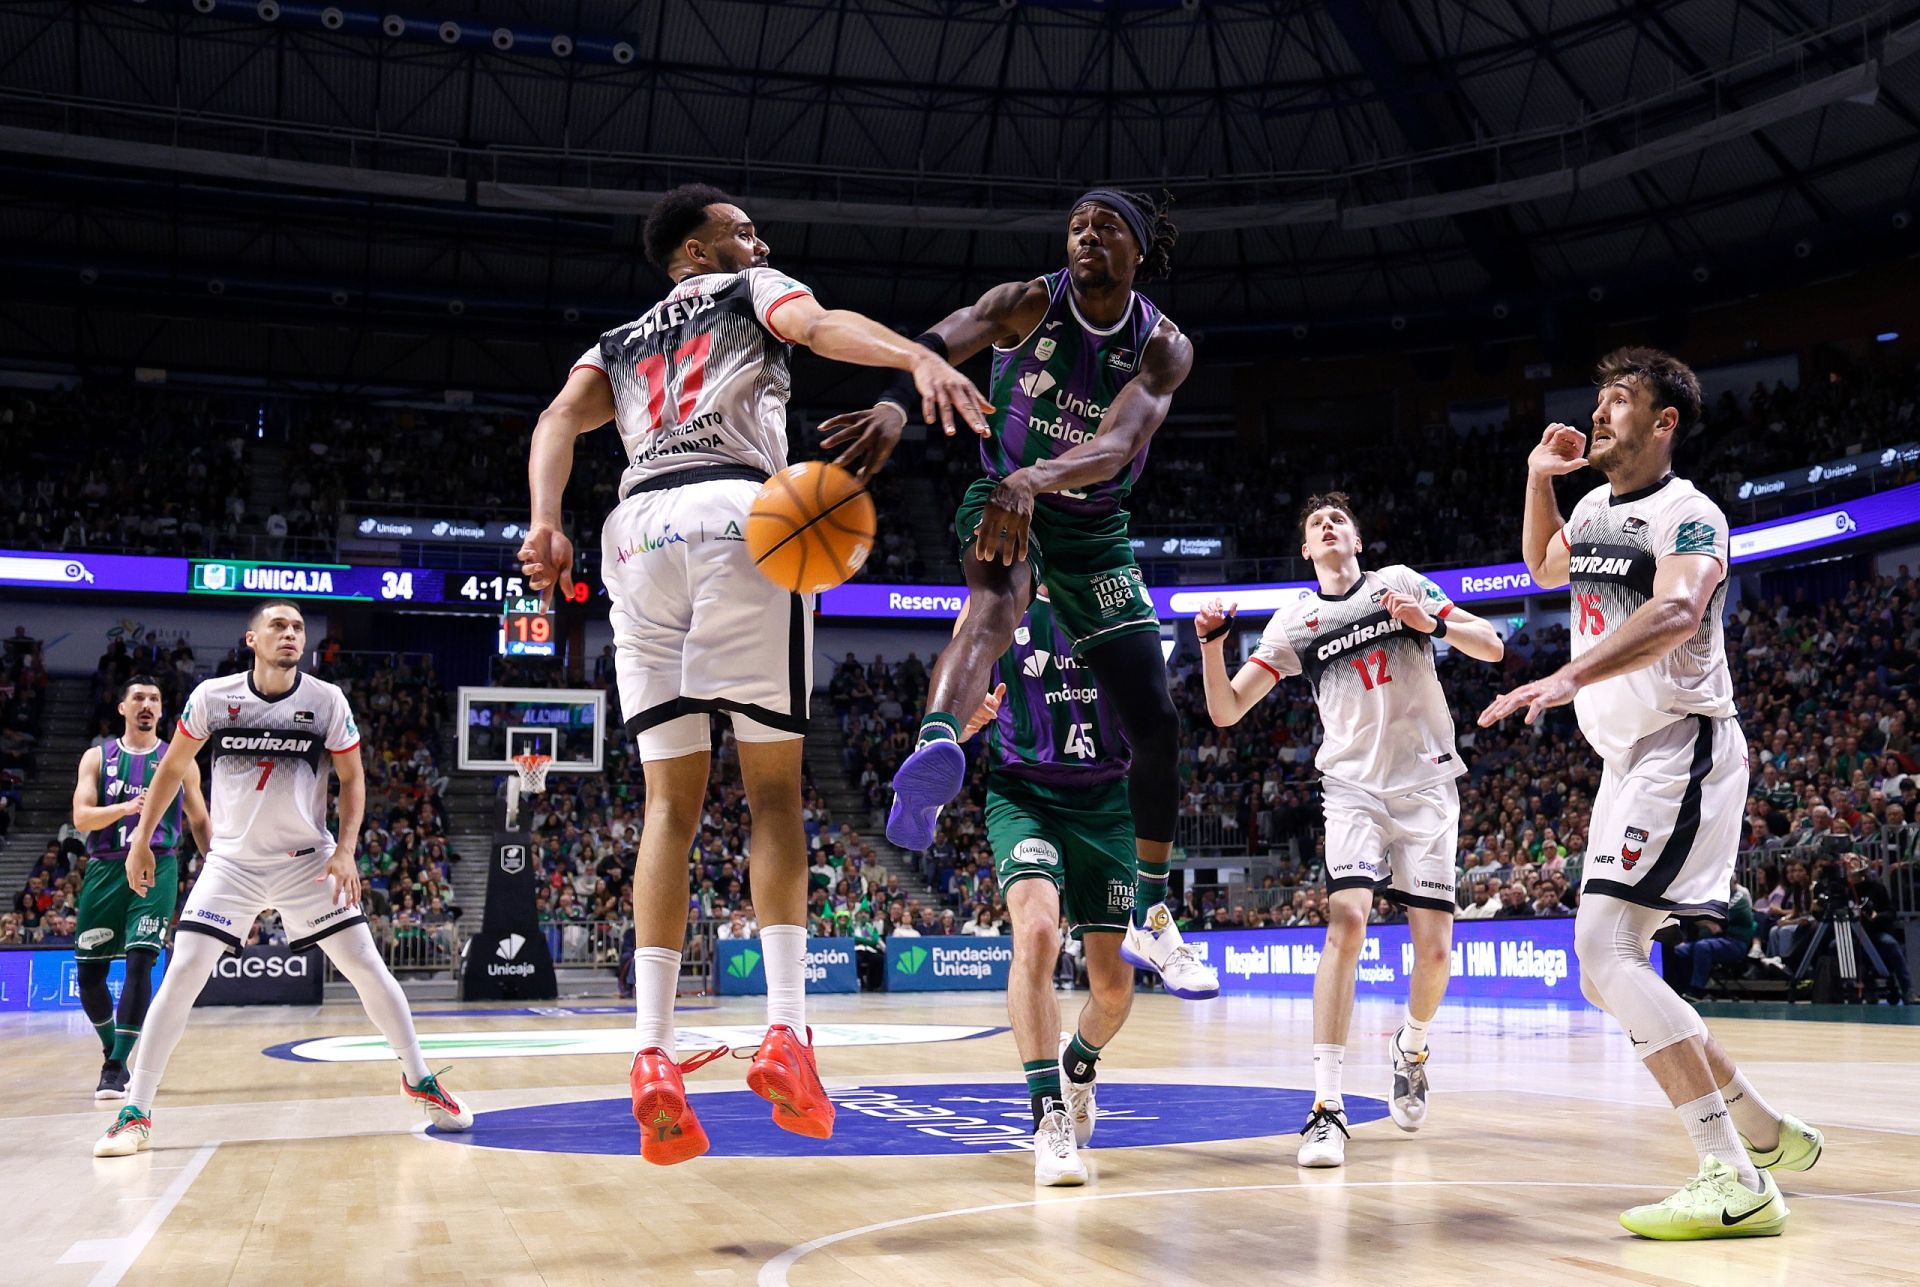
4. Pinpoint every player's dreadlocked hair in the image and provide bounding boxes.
[642,183,735,273]
[1593,346,1703,440]
[1298,491,1359,541]
[1121,188,1178,282]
